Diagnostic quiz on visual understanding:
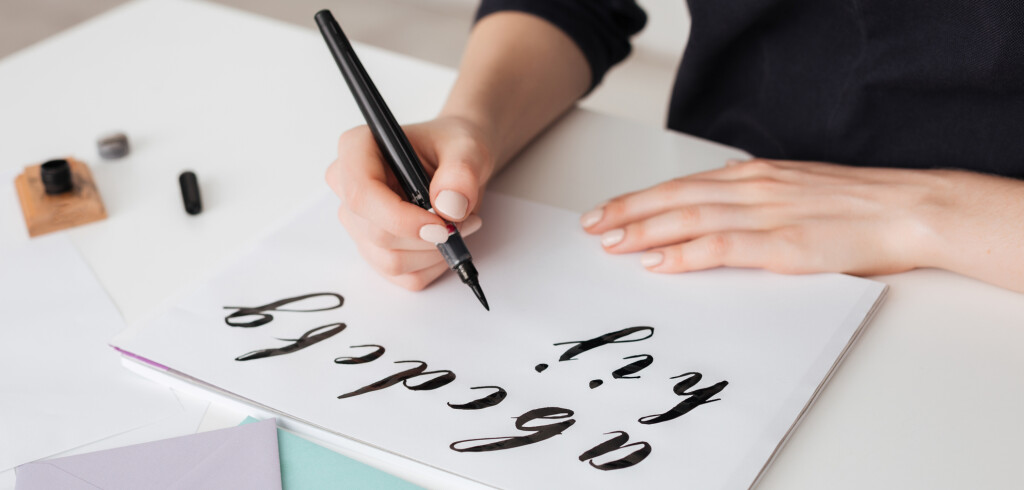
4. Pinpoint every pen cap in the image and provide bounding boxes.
[179,171,203,215]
